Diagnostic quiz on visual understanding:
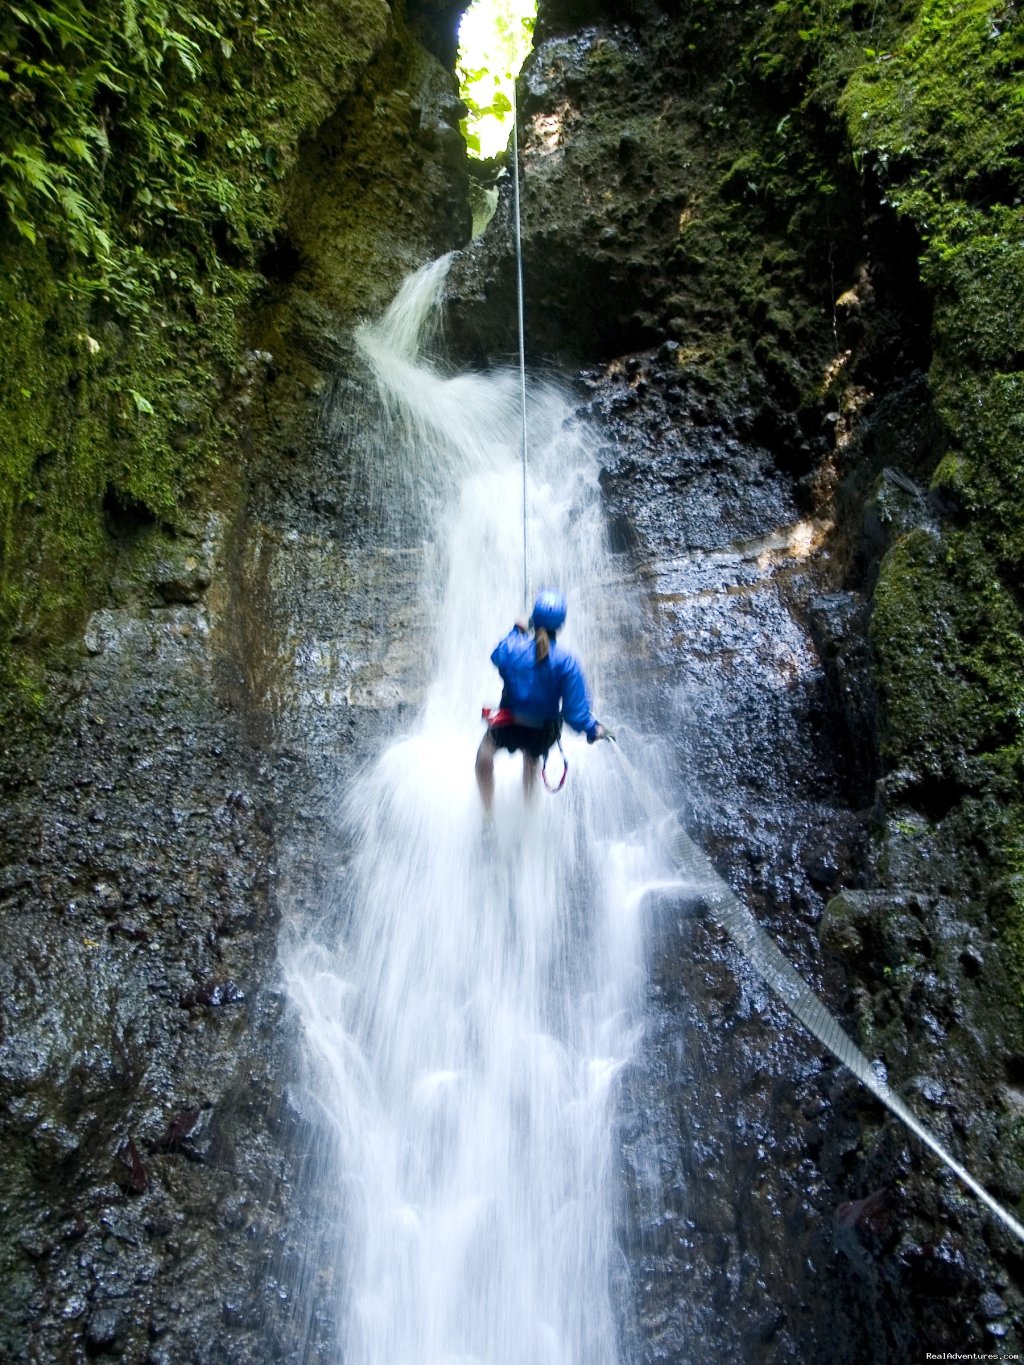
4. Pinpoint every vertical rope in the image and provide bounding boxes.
[510,82,530,612]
